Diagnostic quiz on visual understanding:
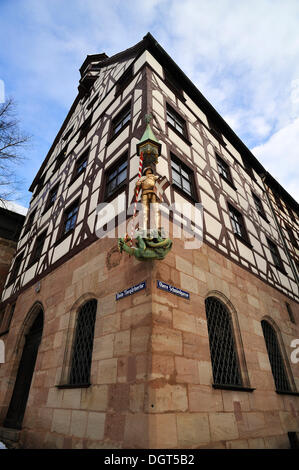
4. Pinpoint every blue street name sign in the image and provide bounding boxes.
[157,280,190,300]
[116,281,146,300]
